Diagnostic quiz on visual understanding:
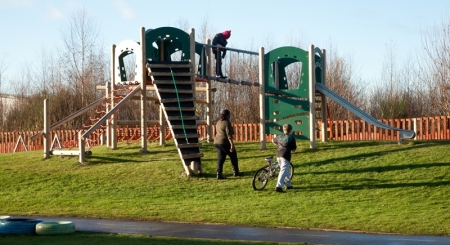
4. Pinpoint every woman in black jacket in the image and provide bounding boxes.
[213,109,242,179]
